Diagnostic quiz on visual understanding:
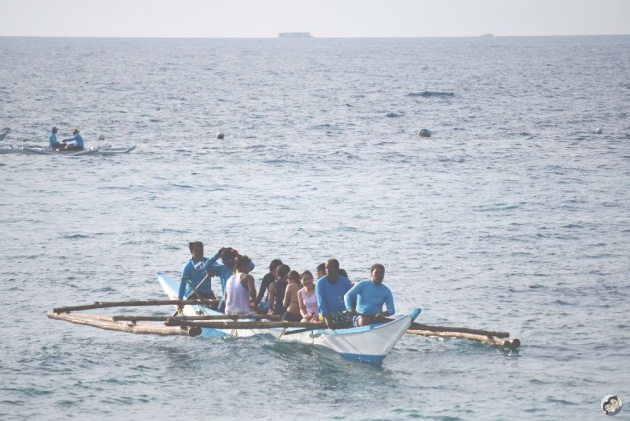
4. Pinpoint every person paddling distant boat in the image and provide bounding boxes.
[49,127,66,150]
[62,129,85,151]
